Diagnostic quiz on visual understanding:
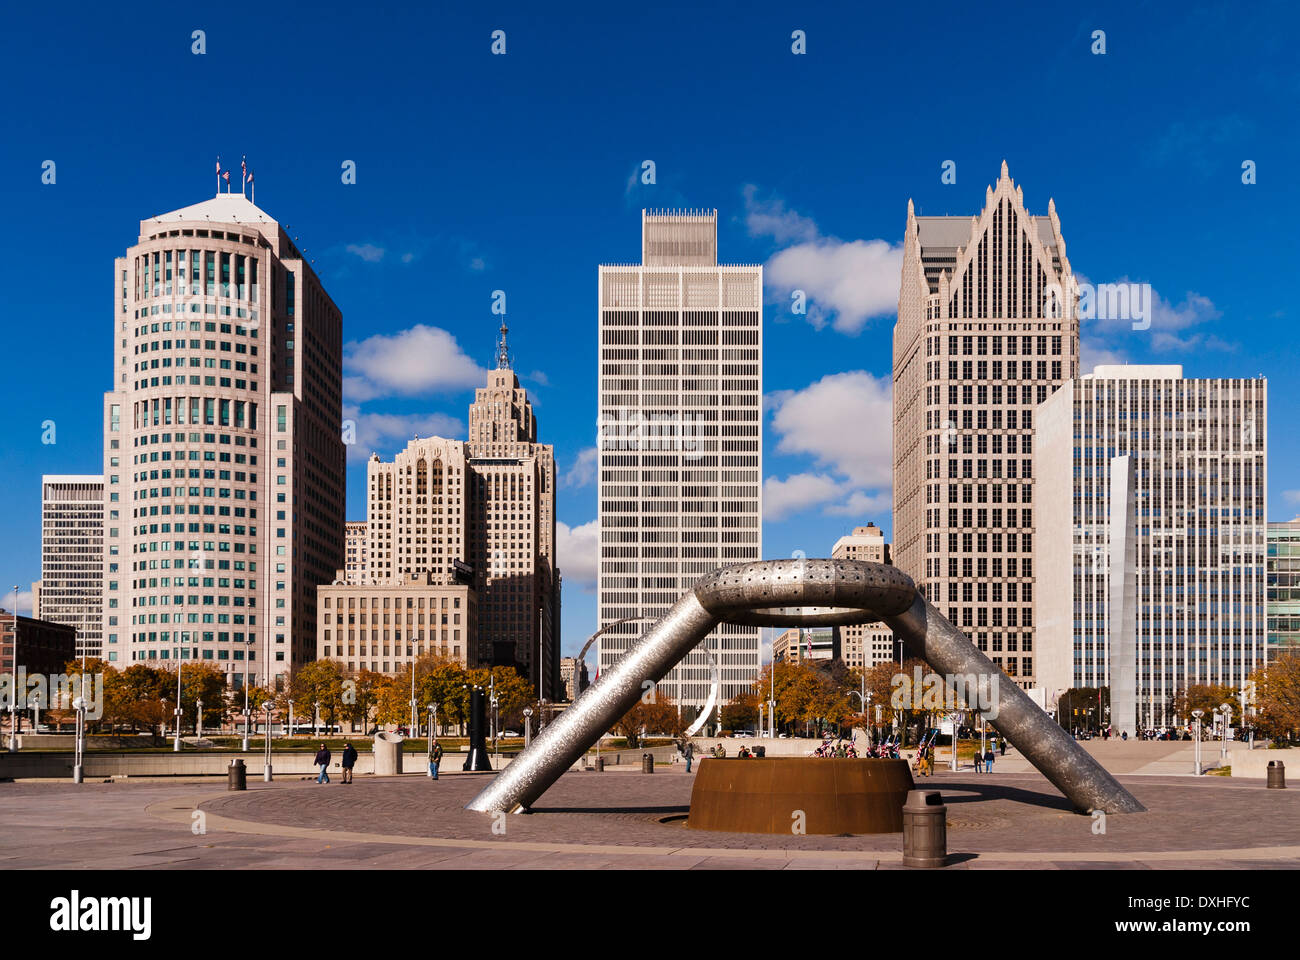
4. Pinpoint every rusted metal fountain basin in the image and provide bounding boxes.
[687,757,915,834]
